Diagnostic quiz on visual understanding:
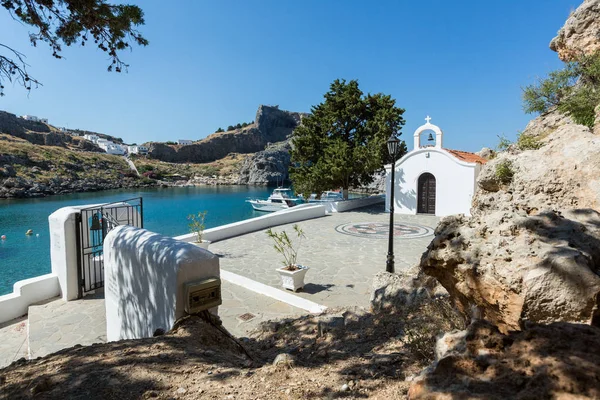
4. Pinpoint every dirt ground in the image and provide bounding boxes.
[0,307,437,400]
